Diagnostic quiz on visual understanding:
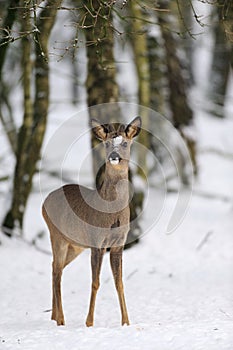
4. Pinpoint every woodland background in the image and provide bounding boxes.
[0,0,232,240]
